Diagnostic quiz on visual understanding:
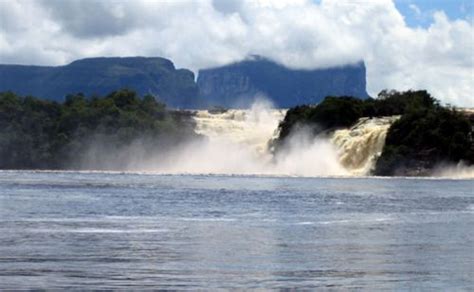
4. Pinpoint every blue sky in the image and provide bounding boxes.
[394,0,473,27]
[310,0,474,28]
